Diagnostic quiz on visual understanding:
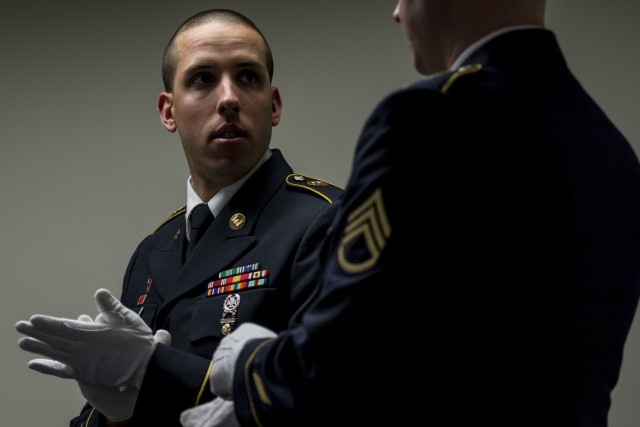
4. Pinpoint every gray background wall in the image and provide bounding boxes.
[1,1,639,425]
